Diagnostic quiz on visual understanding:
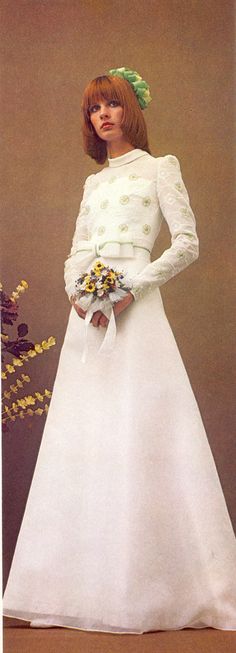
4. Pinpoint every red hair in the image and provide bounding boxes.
[81,75,151,164]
